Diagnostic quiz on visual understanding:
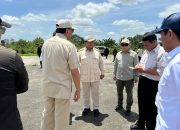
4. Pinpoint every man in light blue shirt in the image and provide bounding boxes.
[153,12,180,130]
